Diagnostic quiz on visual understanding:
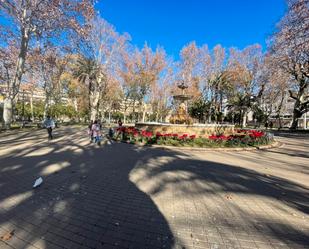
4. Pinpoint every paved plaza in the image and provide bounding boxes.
[0,127,308,249]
